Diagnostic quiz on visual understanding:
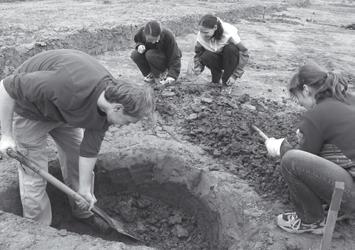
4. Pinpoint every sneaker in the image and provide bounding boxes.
[144,73,155,83]
[78,215,112,234]
[276,212,325,234]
